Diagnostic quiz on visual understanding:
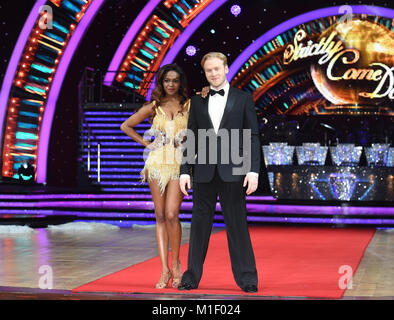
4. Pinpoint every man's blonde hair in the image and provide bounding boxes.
[201,52,228,69]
